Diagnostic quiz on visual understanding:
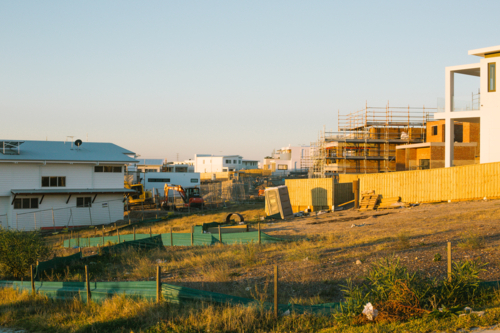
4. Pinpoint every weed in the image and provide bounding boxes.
[458,231,484,250]
[395,232,411,250]
[433,253,442,262]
